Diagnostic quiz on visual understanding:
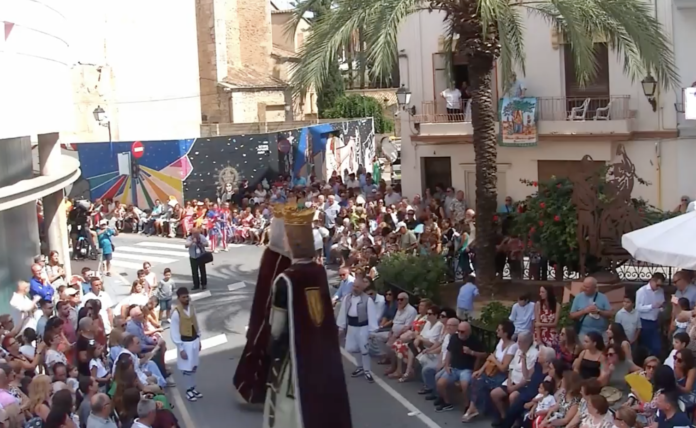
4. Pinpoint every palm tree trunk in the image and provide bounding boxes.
[469,53,497,289]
